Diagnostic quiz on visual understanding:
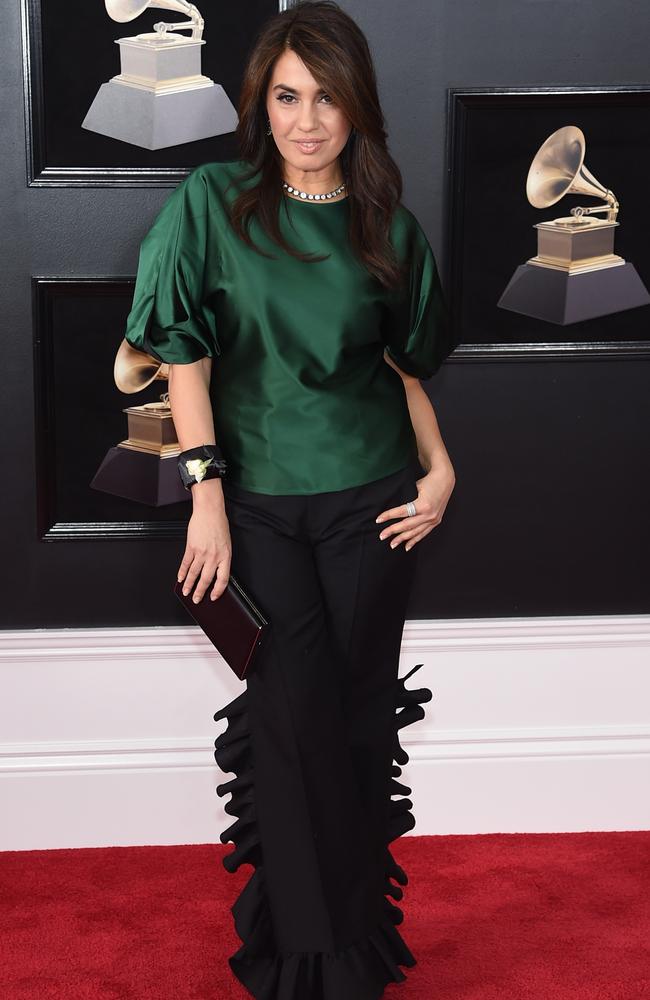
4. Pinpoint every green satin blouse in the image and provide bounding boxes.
[124,159,453,495]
